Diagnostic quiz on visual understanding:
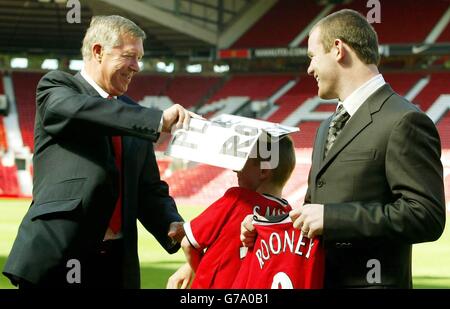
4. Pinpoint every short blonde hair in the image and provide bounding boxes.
[81,15,146,60]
